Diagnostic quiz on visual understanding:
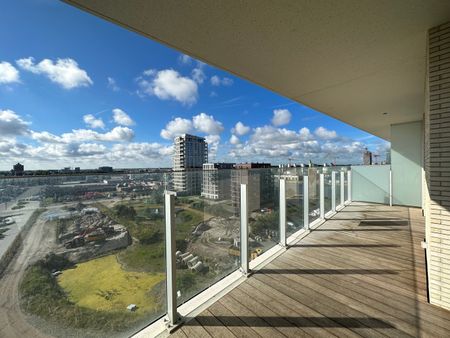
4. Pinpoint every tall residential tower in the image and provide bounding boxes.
[173,134,208,195]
